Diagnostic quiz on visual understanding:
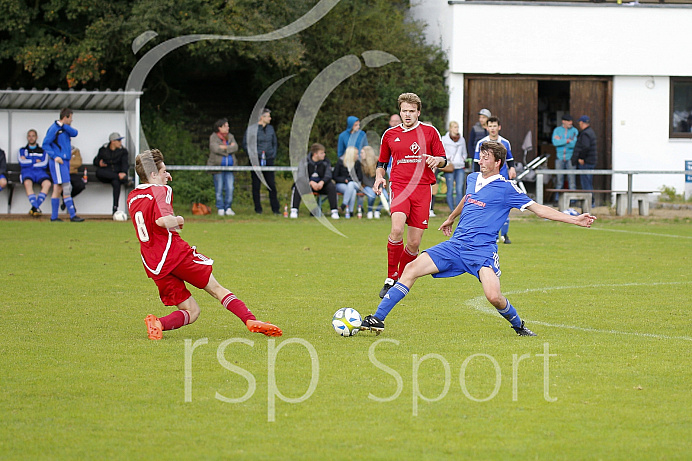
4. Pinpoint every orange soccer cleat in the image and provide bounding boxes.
[144,314,163,340]
[246,319,283,337]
